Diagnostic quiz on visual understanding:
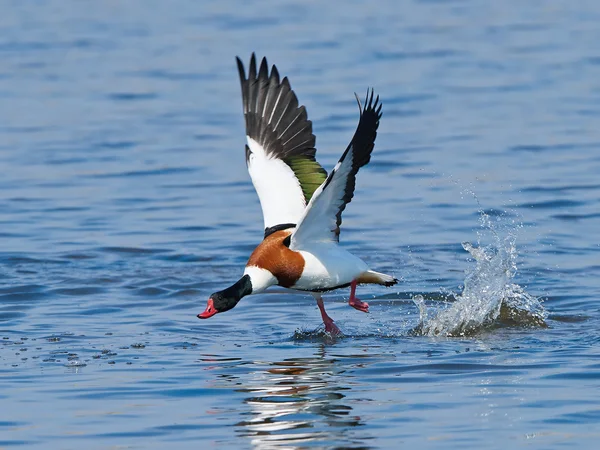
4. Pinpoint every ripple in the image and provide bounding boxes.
[97,246,171,255]
[0,291,49,302]
[86,167,196,179]
[106,92,158,101]
[510,143,600,153]
[0,256,68,265]
[50,287,106,296]
[374,49,463,60]
[515,199,586,209]
[133,287,169,297]
[553,212,600,221]
[60,253,98,260]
